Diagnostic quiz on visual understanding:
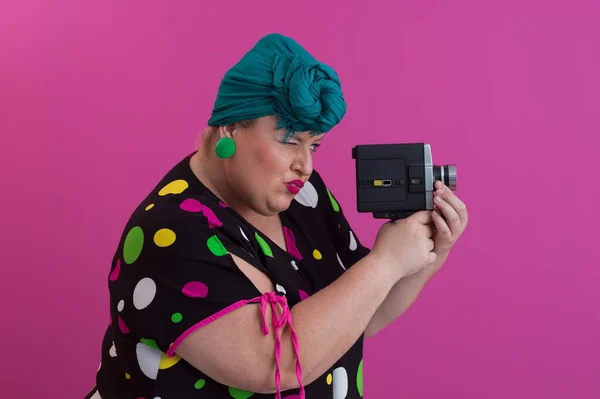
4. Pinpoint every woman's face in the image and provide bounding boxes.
[224,115,323,217]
